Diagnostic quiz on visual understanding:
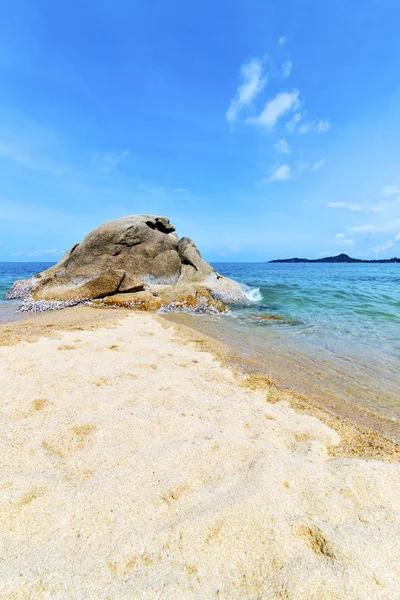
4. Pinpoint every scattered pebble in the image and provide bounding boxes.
[17,298,81,313]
